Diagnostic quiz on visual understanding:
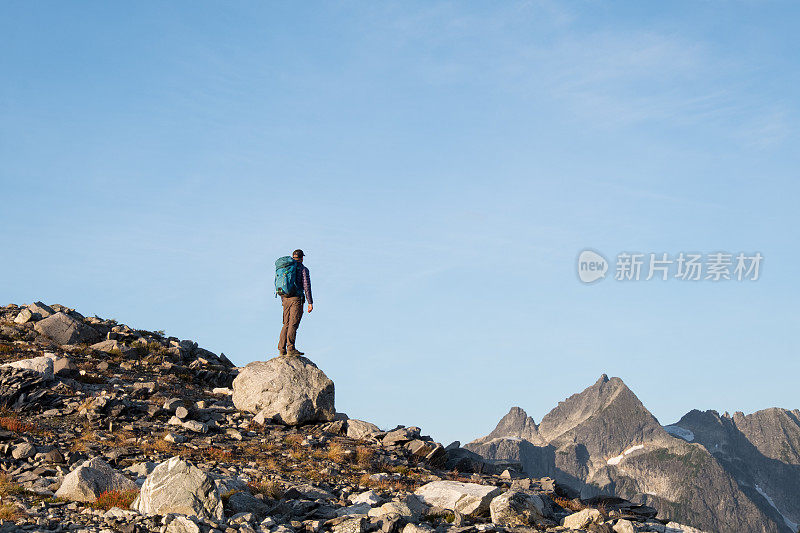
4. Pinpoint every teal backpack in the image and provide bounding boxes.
[275,256,303,297]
